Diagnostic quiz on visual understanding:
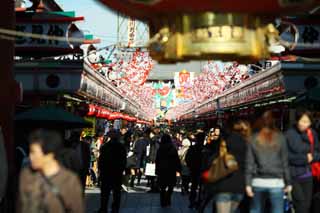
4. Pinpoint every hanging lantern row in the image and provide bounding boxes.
[86,104,153,123]
[86,46,156,118]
